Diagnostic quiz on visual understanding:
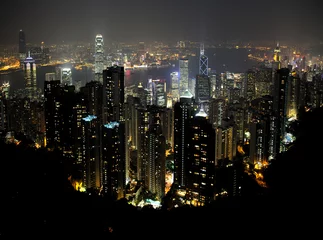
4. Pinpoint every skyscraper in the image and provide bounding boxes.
[102,65,126,199]
[173,90,195,187]
[60,68,72,86]
[23,52,37,101]
[199,43,208,76]
[179,58,189,95]
[95,34,104,83]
